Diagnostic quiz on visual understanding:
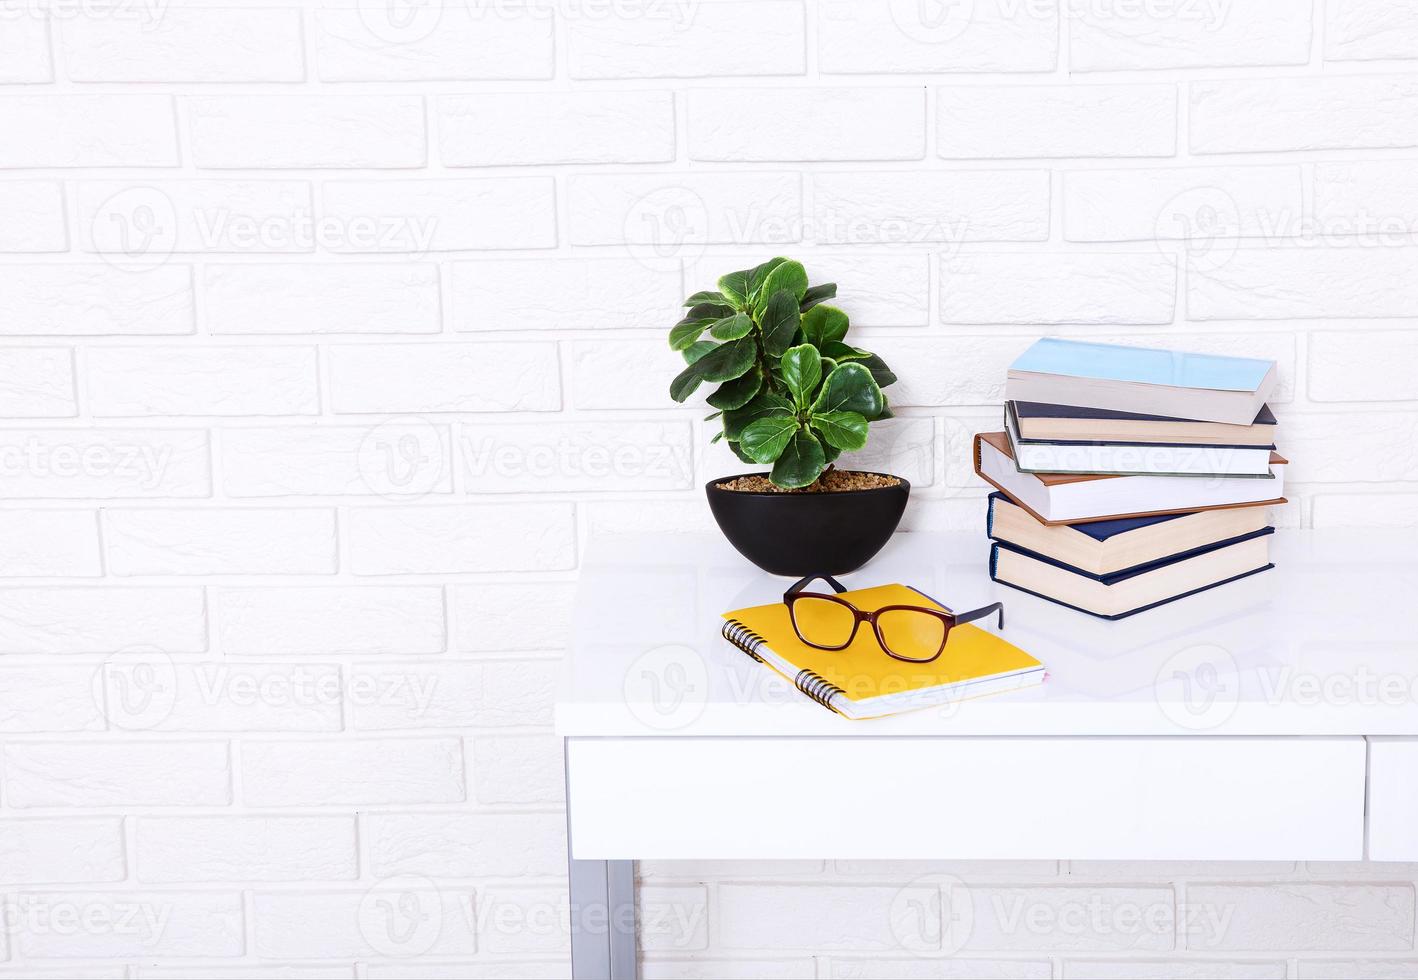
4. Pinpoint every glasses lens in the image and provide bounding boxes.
[791,596,857,648]
[876,608,948,662]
